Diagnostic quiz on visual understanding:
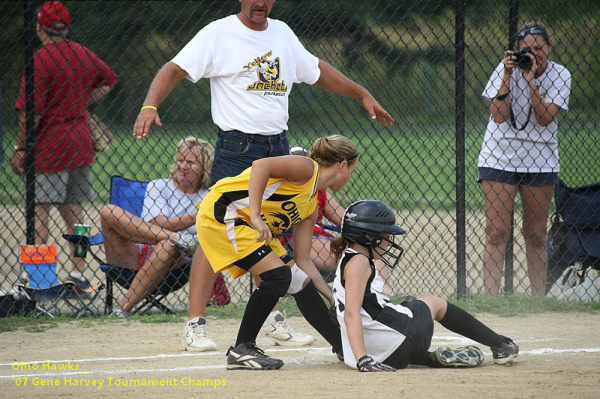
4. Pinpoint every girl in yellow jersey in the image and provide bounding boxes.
[197,135,357,370]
